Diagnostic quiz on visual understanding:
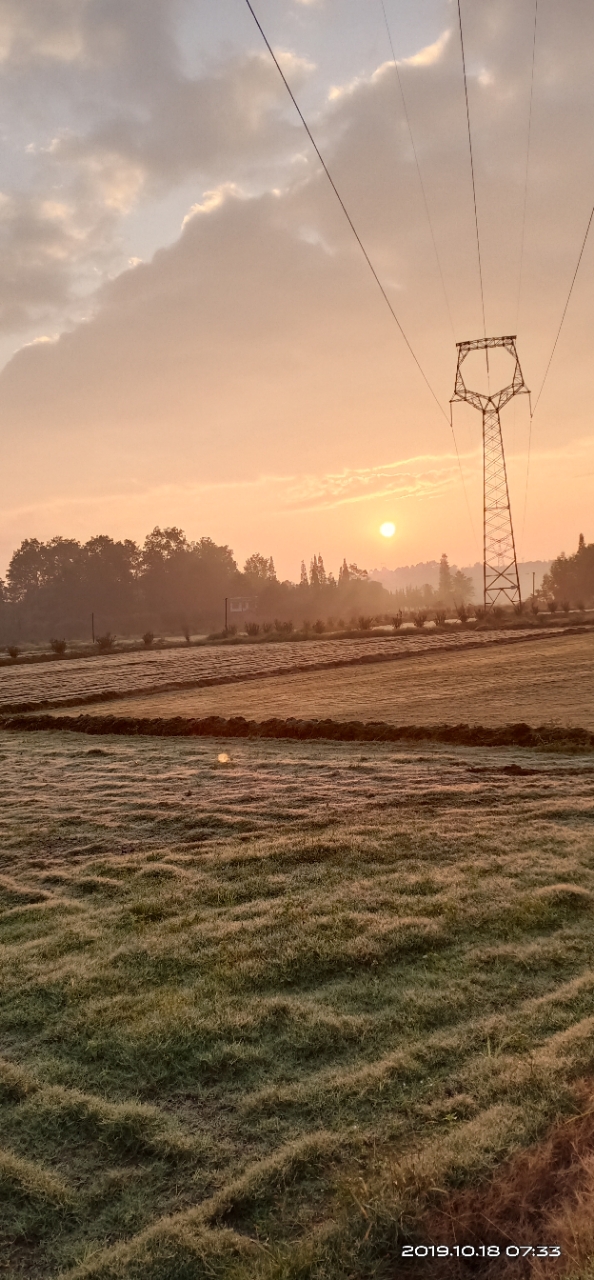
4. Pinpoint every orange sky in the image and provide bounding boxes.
[0,0,592,580]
